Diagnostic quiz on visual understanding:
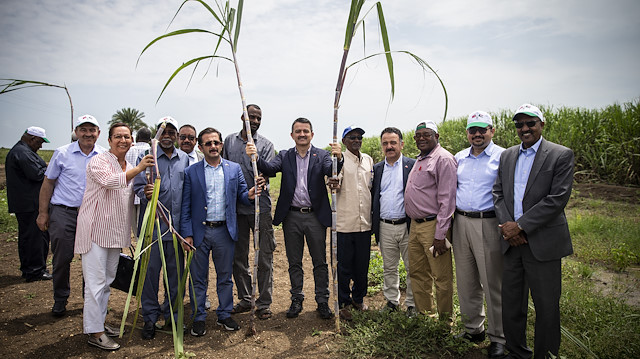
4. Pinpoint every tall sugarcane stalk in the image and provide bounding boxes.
[331,1,449,332]
[138,0,262,336]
